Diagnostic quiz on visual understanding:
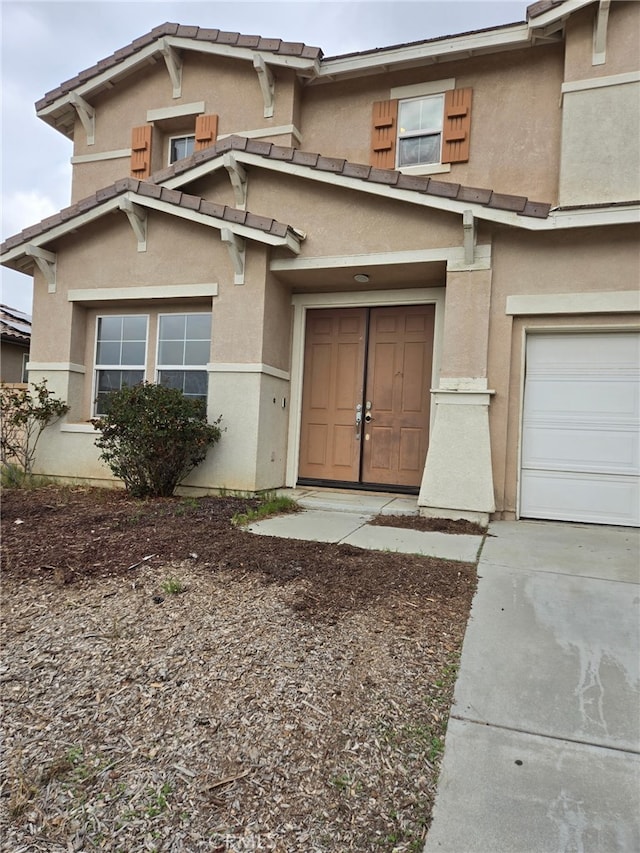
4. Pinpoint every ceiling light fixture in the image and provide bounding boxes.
[354,273,369,283]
